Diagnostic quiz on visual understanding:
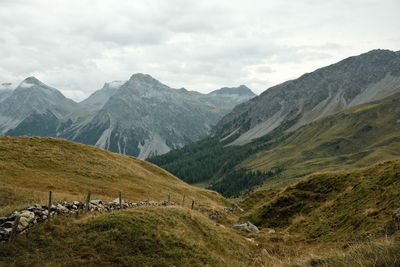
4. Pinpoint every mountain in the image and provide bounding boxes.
[150,49,400,196]
[214,49,400,145]
[80,80,125,108]
[0,74,255,158]
[0,89,12,103]
[0,77,77,135]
